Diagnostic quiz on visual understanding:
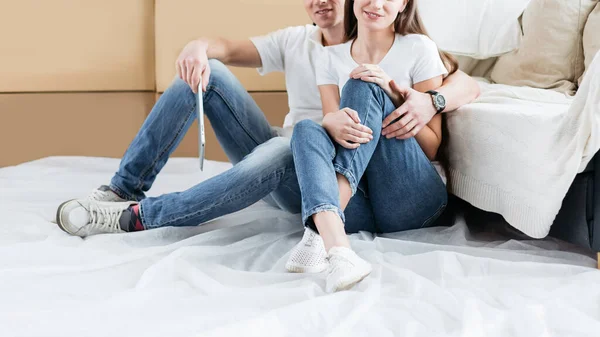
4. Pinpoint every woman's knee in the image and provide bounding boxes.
[341,79,382,99]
